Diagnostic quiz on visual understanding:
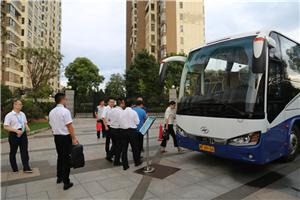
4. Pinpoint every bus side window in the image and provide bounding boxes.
[268,61,283,99]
